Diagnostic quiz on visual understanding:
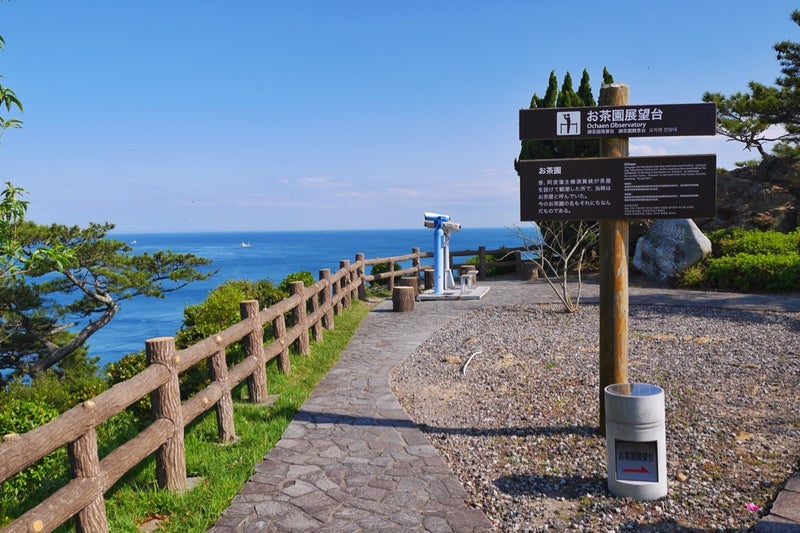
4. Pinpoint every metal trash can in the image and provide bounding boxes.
[604,383,667,500]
